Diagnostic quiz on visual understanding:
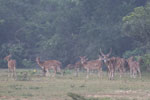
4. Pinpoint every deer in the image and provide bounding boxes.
[100,48,115,80]
[74,61,83,77]
[127,56,141,78]
[100,48,126,79]
[79,55,103,79]
[113,57,126,77]
[36,57,62,77]
[65,61,82,77]
[66,64,74,70]
[4,54,16,79]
